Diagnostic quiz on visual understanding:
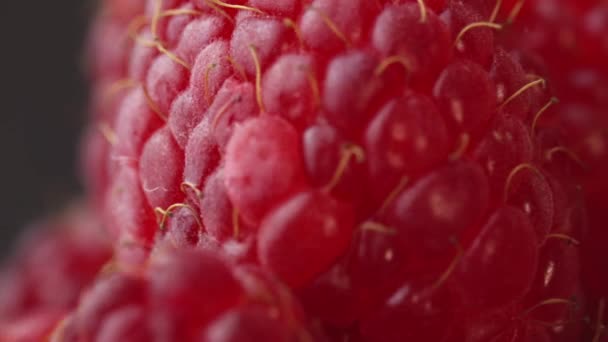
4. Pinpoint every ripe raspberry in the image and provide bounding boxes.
[83,0,587,340]
[0,203,112,341]
[499,0,608,339]
[49,246,319,341]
